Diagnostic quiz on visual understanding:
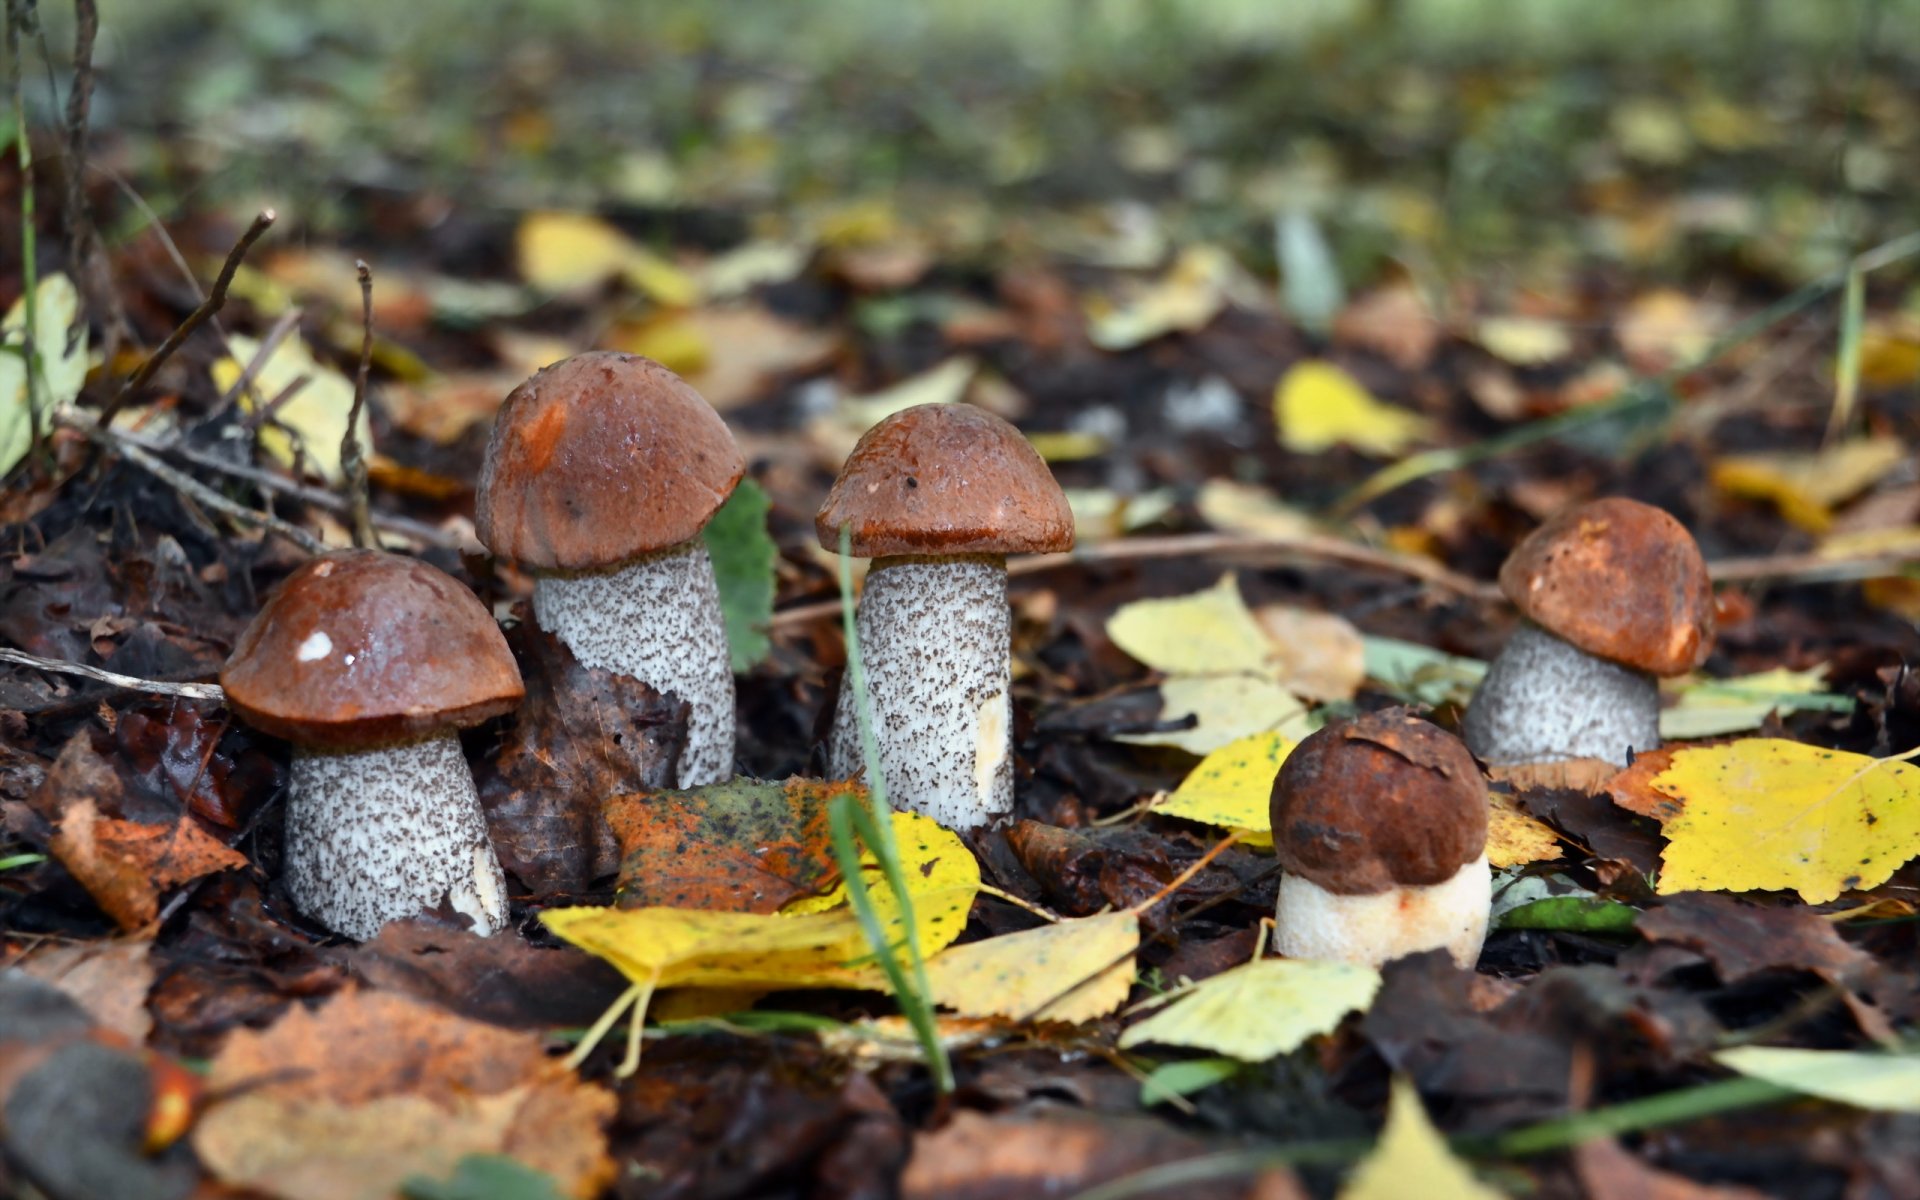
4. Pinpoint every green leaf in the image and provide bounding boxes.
[0,852,46,872]
[1140,1056,1244,1106]
[703,478,777,673]
[401,1154,567,1200]
[1497,896,1639,934]
[1361,636,1486,707]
